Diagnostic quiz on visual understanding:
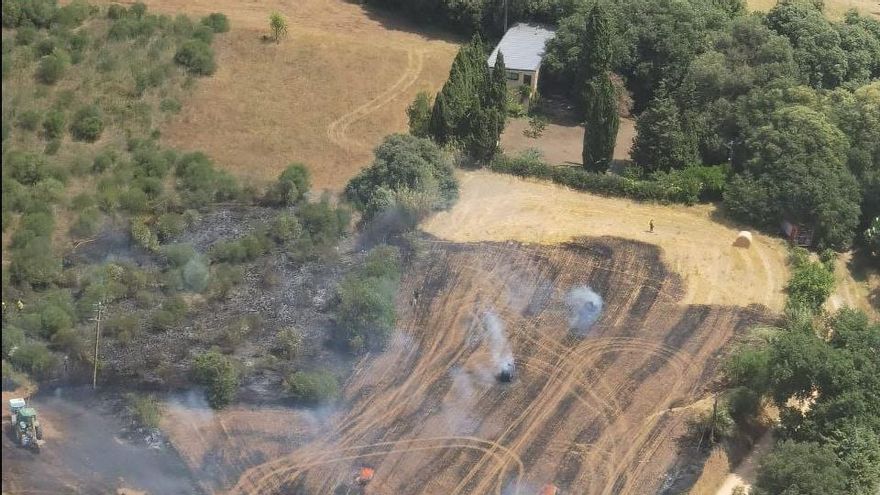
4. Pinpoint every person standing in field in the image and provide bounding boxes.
[649,219,654,233]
